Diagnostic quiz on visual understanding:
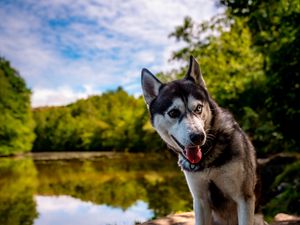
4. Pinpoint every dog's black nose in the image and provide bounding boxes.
[190,133,204,145]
